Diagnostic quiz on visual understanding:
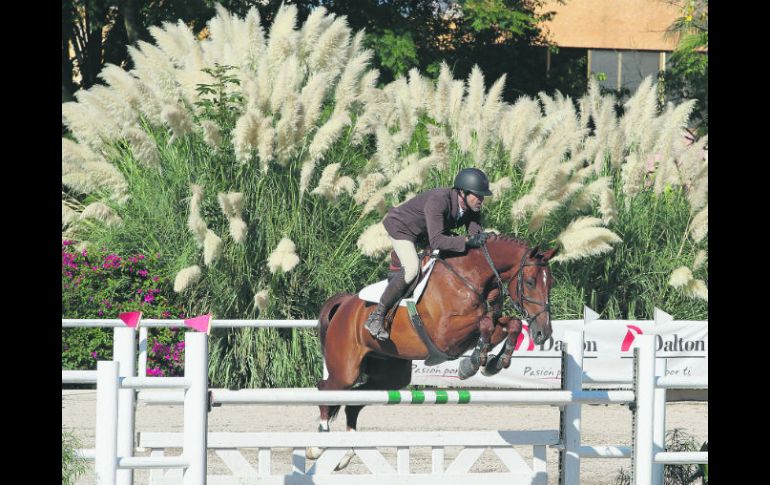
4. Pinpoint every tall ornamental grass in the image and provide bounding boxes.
[62,4,707,387]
